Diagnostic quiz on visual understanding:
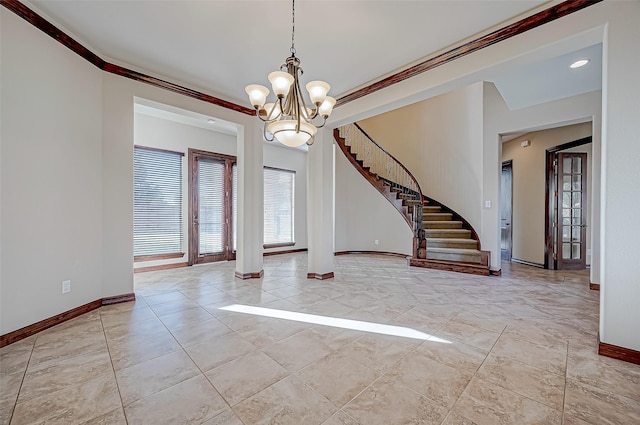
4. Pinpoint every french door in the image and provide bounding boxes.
[556,153,587,270]
[188,149,236,265]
